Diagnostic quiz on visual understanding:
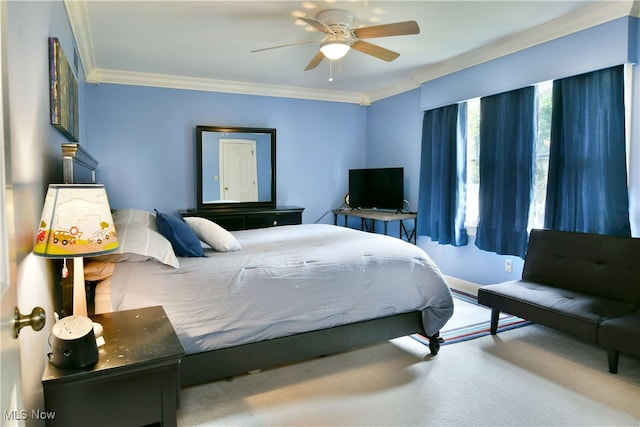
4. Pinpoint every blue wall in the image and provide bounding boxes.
[85,84,367,224]
[367,16,640,285]
[366,89,423,209]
